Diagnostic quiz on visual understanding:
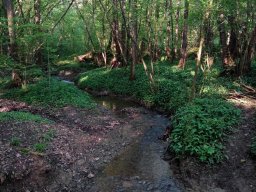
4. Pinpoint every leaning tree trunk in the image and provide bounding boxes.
[178,0,189,69]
